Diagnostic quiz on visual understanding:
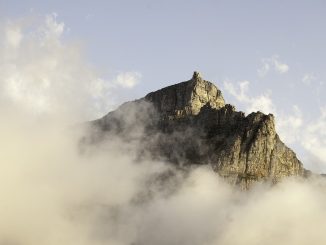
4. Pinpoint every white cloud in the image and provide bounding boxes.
[2,112,326,245]
[4,23,22,48]
[0,13,141,122]
[277,106,326,170]
[258,55,289,77]
[223,80,326,169]
[274,59,289,74]
[302,73,317,85]
[223,80,276,114]
[302,107,326,164]
[223,80,249,102]
[277,105,303,144]
[113,71,141,88]
[44,13,65,38]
